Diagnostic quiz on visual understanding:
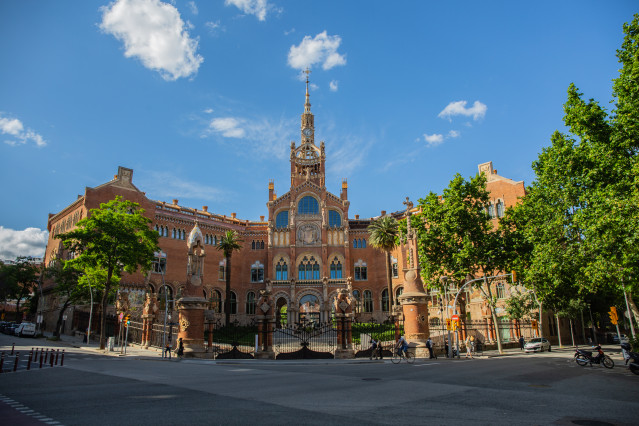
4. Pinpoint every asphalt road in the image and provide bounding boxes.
[1,334,637,425]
